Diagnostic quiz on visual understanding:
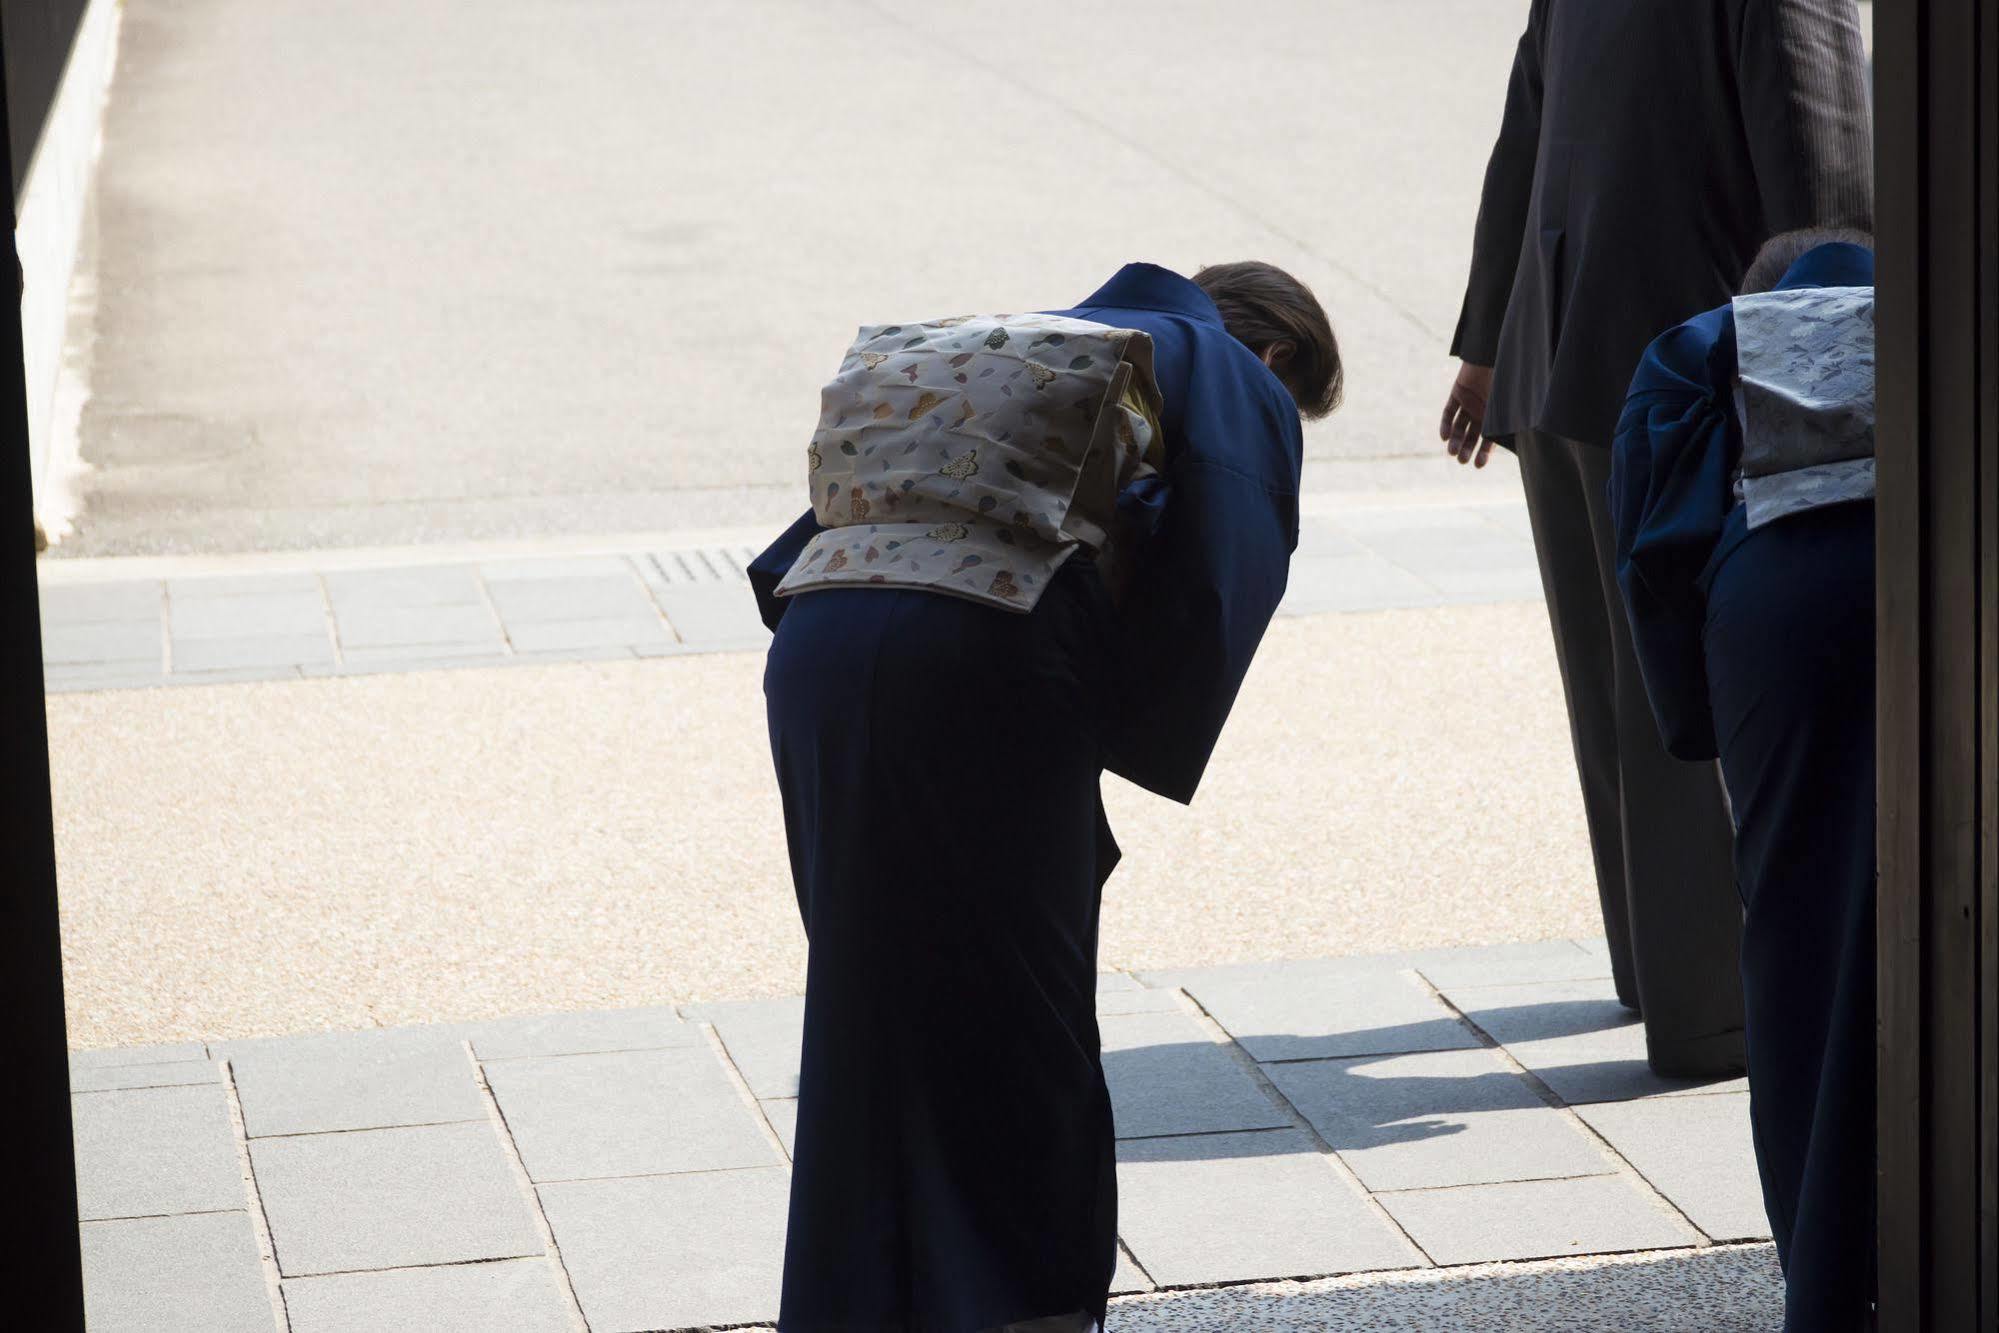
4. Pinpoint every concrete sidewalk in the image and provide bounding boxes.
[74,938,1777,1332]
[63,0,1536,557]
[37,497,1539,691]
